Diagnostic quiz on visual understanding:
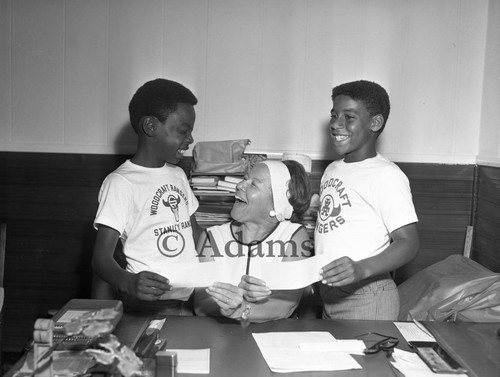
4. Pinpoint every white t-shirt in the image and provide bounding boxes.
[94,160,199,299]
[314,154,418,262]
